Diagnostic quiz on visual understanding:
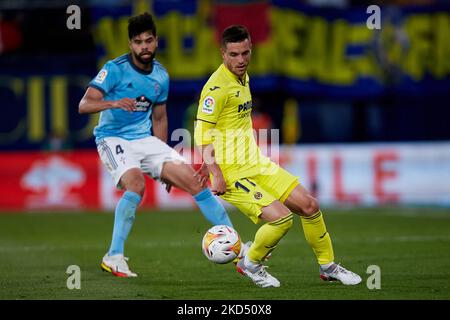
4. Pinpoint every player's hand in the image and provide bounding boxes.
[112,98,137,112]
[193,162,210,187]
[211,172,226,196]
